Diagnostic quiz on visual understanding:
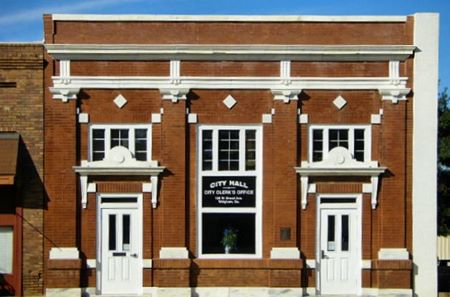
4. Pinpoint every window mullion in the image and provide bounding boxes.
[349,128,355,158]
[240,129,245,172]
[212,130,218,172]
[324,129,329,160]
[129,128,135,156]
[106,129,111,156]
